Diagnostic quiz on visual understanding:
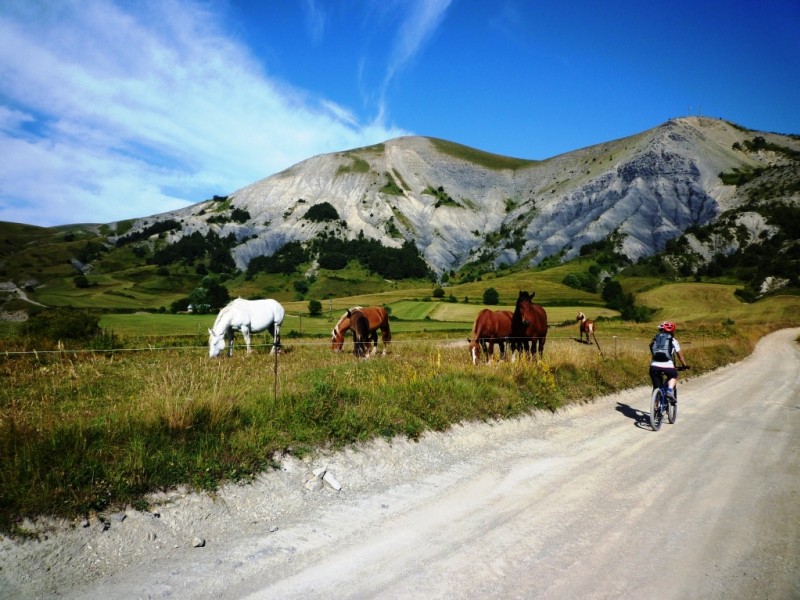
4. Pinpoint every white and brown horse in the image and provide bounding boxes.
[576,311,604,356]
[331,306,391,356]
[576,311,595,344]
